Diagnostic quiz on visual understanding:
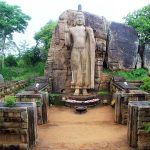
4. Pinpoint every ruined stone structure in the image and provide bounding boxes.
[0,102,37,150]
[16,91,48,125]
[45,8,139,93]
[128,101,150,149]
[0,80,27,98]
